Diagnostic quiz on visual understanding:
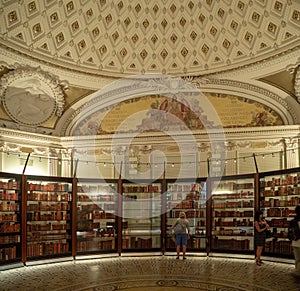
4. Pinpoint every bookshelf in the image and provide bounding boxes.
[210,175,255,254]
[25,175,73,260]
[2,167,300,268]
[0,173,22,265]
[165,179,207,251]
[259,168,300,257]
[76,179,117,254]
[122,181,162,250]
